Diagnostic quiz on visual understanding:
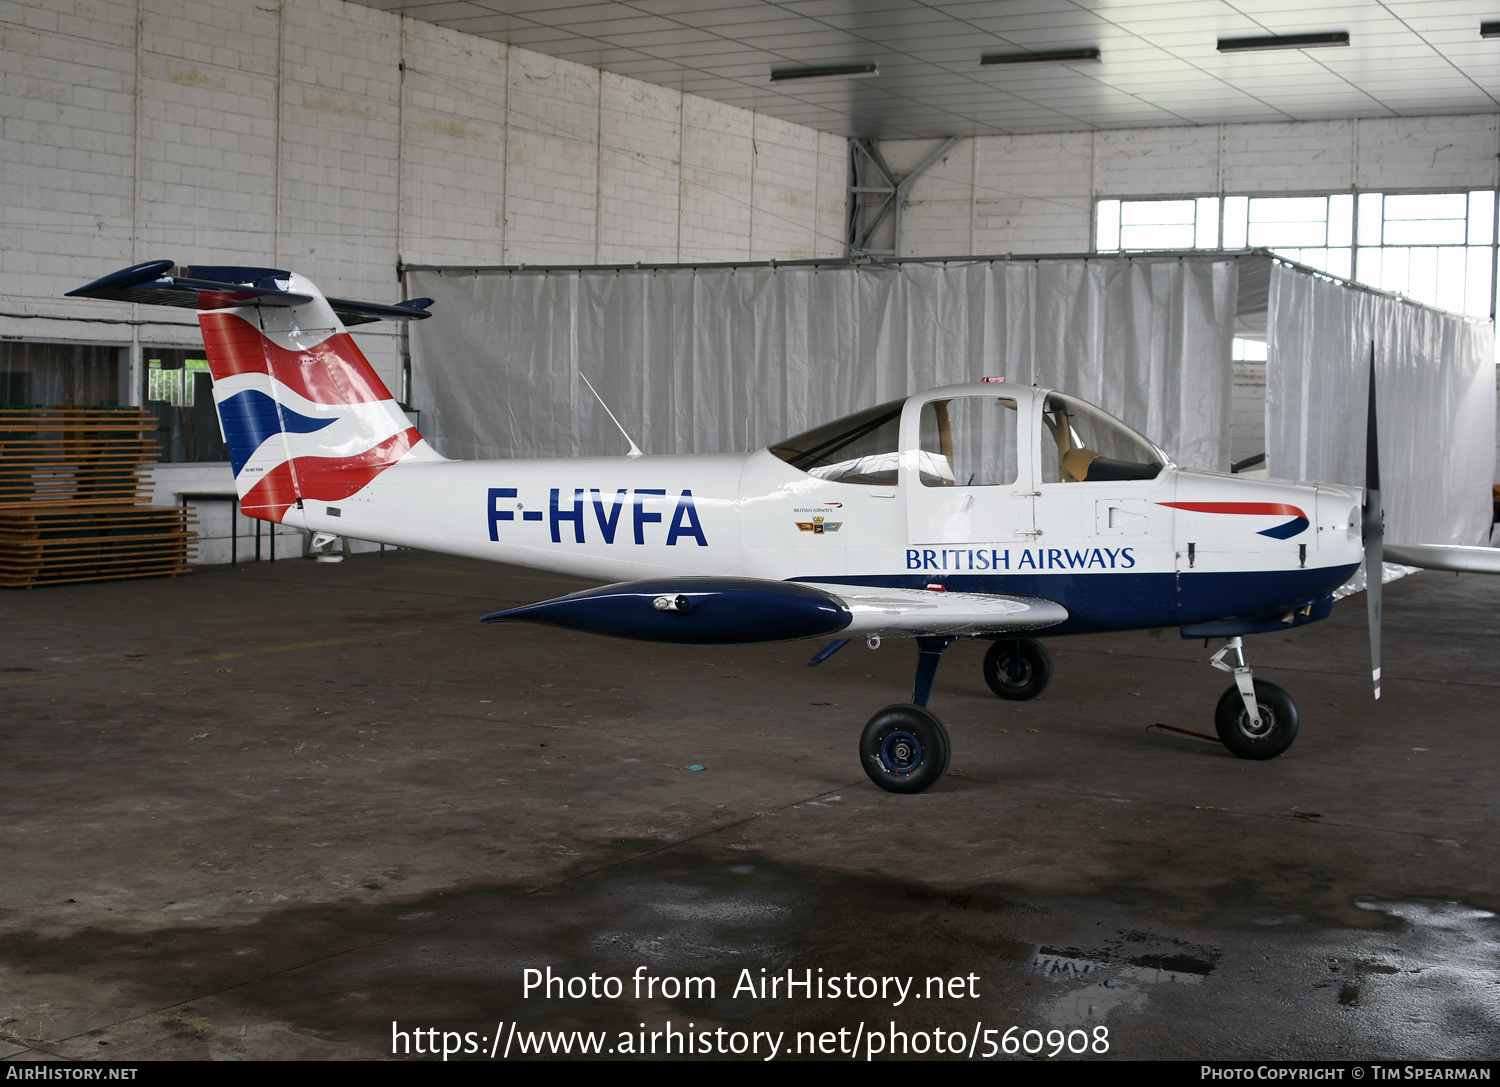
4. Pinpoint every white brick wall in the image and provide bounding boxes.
[598,72,679,264]
[398,20,507,269]
[679,94,753,262]
[749,112,820,261]
[2,0,842,361]
[895,115,1500,258]
[503,47,599,266]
